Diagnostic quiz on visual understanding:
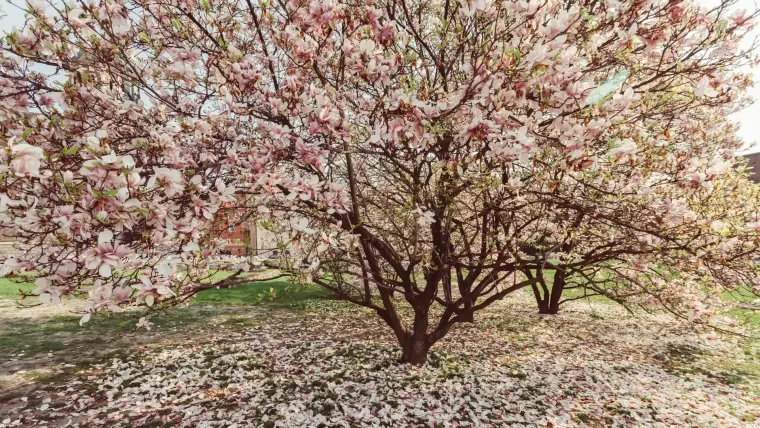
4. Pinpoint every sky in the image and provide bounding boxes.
[707,0,760,154]
[0,0,759,152]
